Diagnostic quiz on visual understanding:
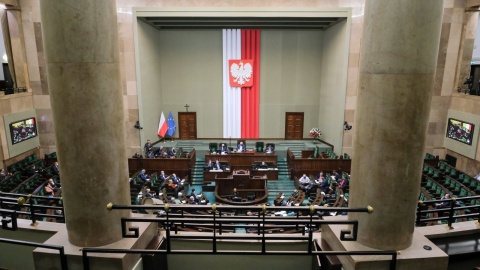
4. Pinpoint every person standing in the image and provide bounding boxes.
[144,139,152,155]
